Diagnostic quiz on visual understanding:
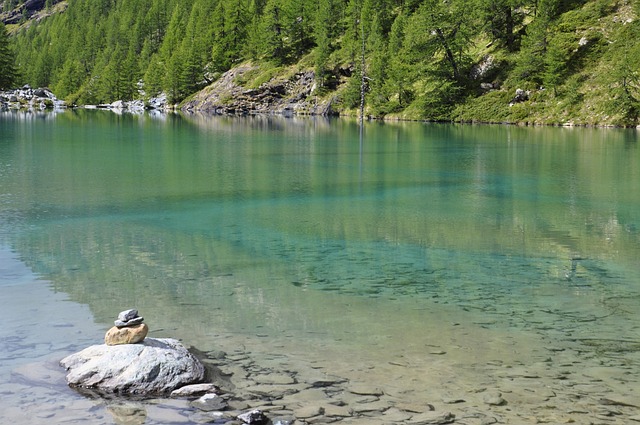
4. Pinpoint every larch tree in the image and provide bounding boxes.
[383,11,413,111]
[259,0,287,63]
[0,22,18,89]
[313,0,335,88]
